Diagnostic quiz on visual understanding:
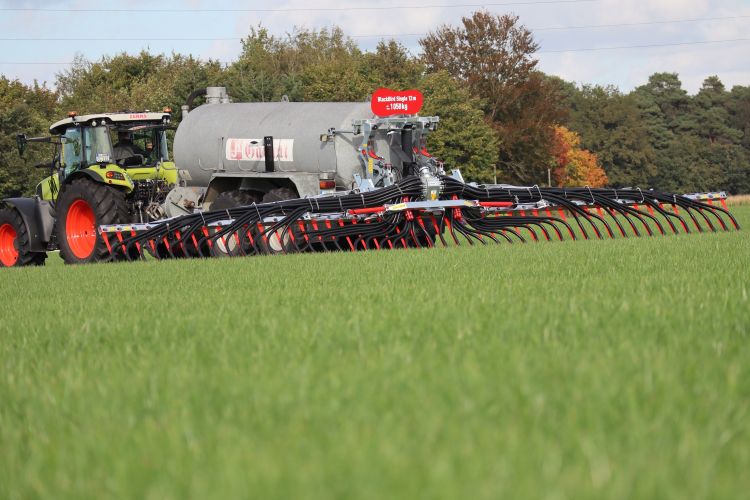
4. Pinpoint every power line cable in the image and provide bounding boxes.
[2,37,749,64]
[534,14,750,31]
[0,14,747,41]
[537,37,750,53]
[0,0,598,13]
